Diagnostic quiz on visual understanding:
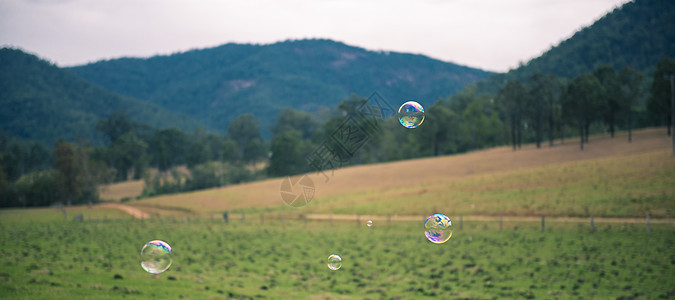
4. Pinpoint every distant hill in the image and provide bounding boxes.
[0,48,202,145]
[69,39,493,134]
[474,0,675,95]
